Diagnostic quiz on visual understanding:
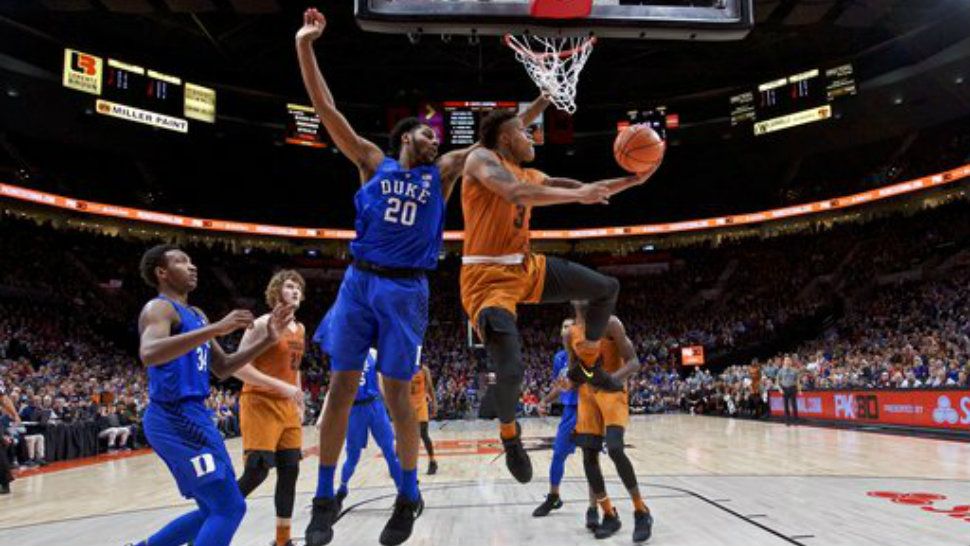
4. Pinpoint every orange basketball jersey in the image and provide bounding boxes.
[570,323,621,373]
[461,156,546,258]
[242,322,305,397]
